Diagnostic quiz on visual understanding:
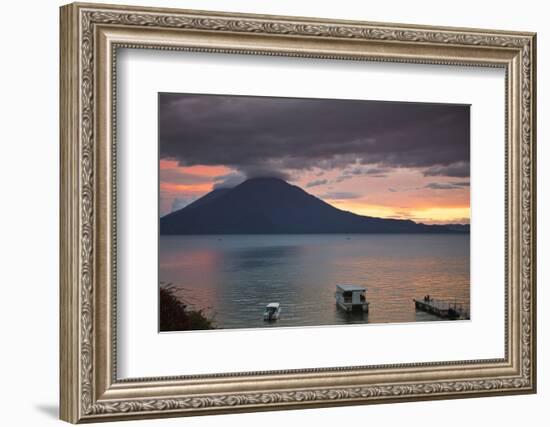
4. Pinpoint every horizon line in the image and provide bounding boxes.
[161,176,470,226]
